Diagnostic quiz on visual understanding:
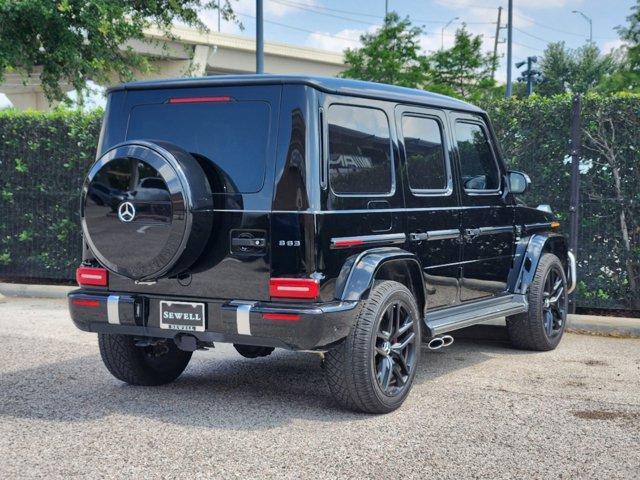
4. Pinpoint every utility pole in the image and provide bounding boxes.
[385,0,388,17]
[217,0,221,32]
[505,0,513,97]
[568,94,582,313]
[492,6,504,79]
[516,56,541,96]
[256,0,264,74]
